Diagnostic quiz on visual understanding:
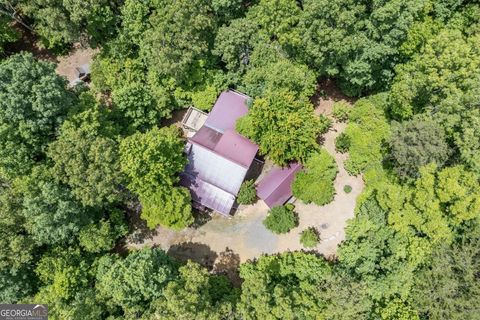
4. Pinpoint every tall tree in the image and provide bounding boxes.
[48,107,123,207]
[95,248,177,315]
[146,261,237,320]
[389,116,451,179]
[237,89,322,166]
[0,53,74,179]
